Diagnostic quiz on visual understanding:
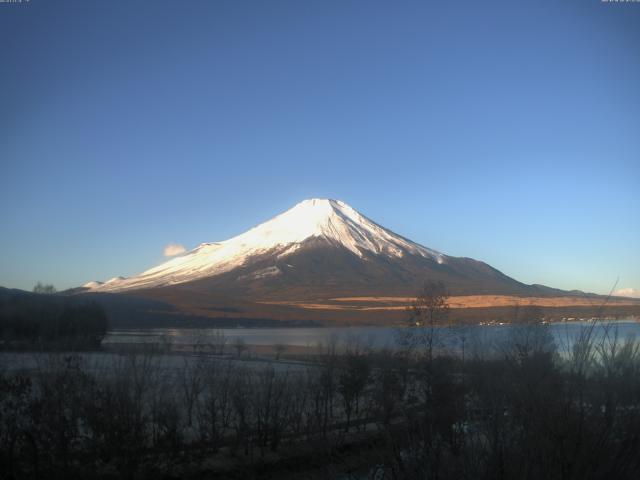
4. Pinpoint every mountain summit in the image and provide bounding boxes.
[225,198,443,260]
